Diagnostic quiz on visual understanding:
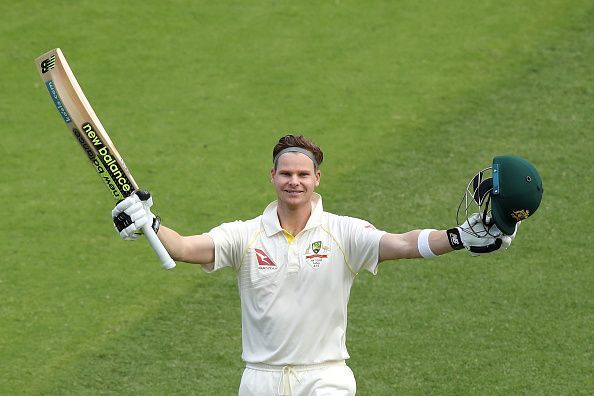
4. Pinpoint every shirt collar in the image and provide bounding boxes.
[262,193,324,237]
